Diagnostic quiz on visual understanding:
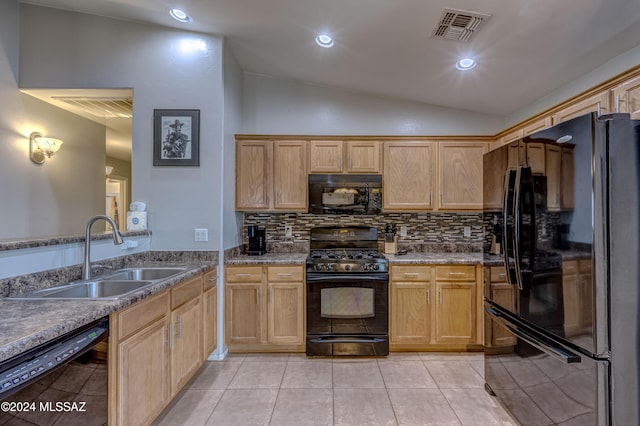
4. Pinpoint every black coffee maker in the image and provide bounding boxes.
[247,226,267,256]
